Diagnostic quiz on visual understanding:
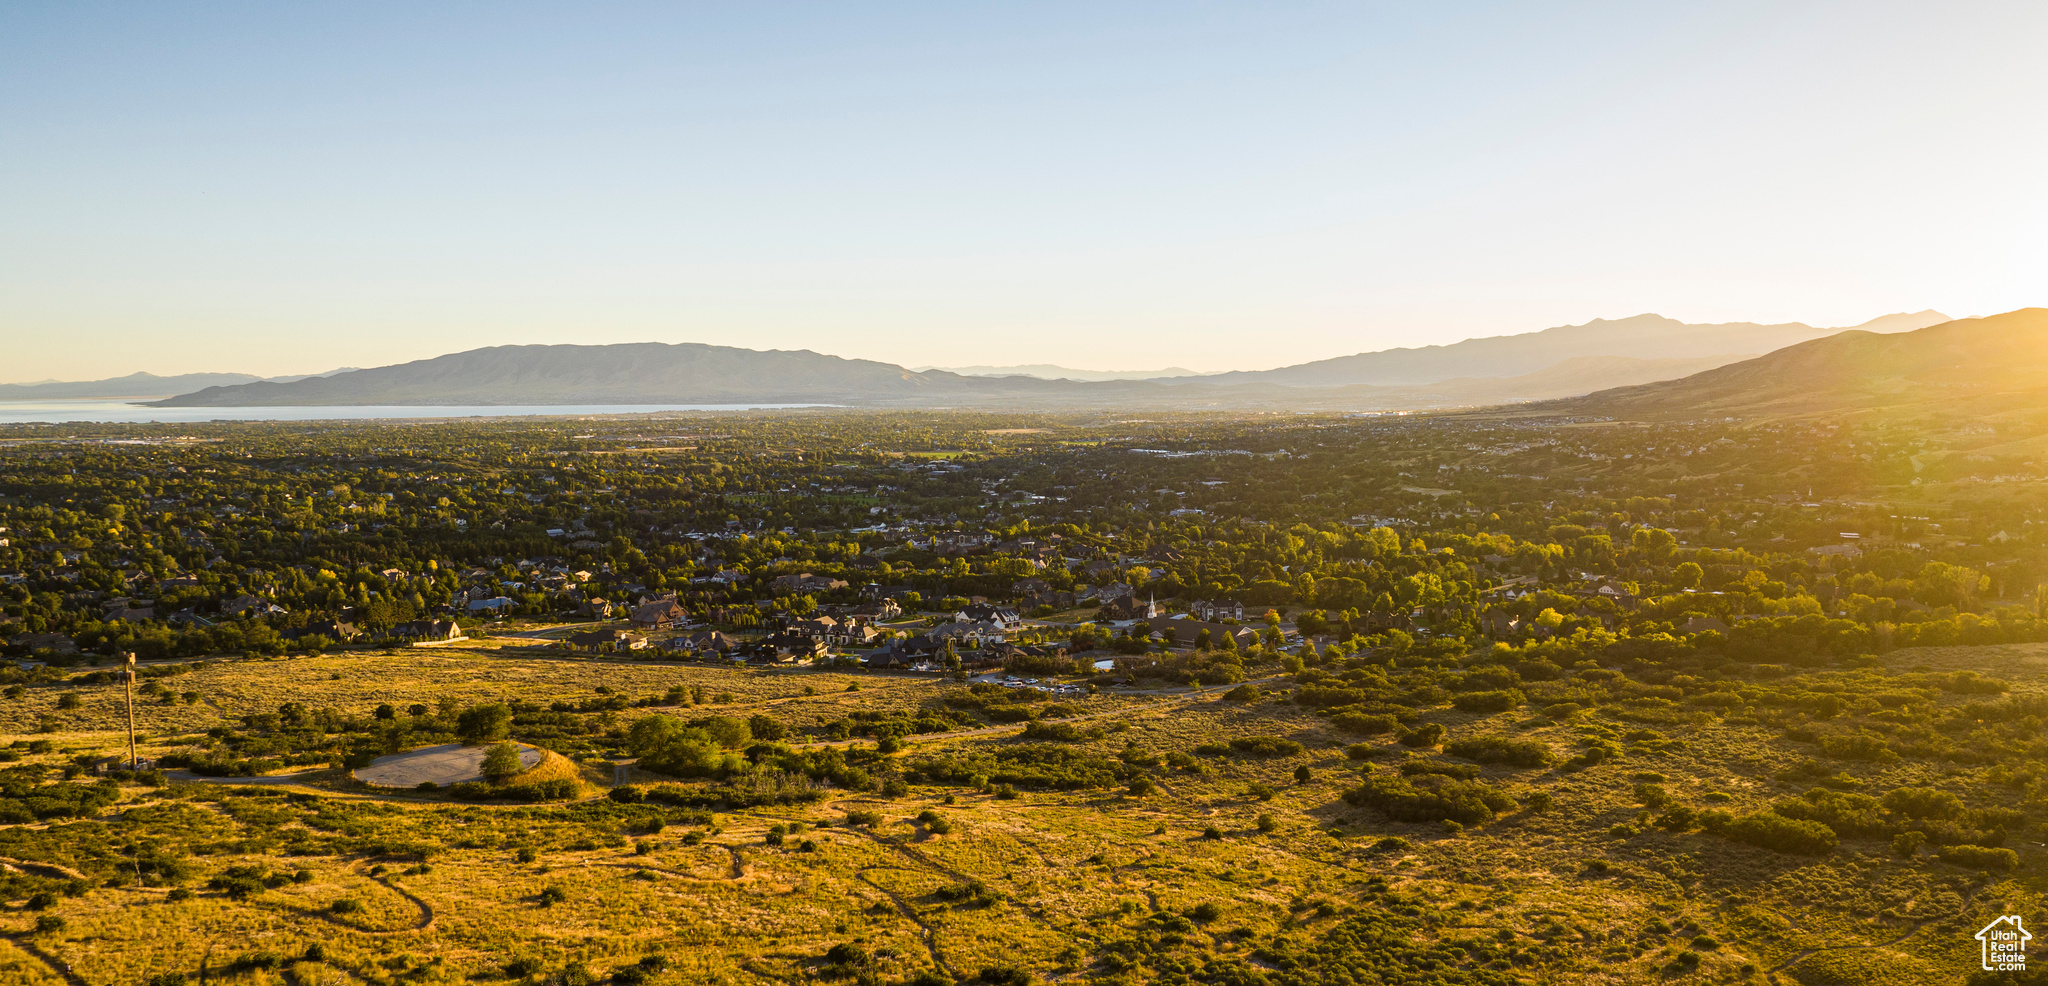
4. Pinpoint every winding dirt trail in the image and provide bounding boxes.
[4,934,89,986]
[1762,882,1987,984]
[855,867,956,977]
[361,865,437,933]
